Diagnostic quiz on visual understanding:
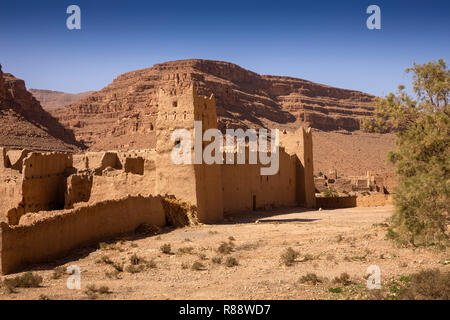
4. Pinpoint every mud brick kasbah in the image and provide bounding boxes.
[0,85,315,274]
